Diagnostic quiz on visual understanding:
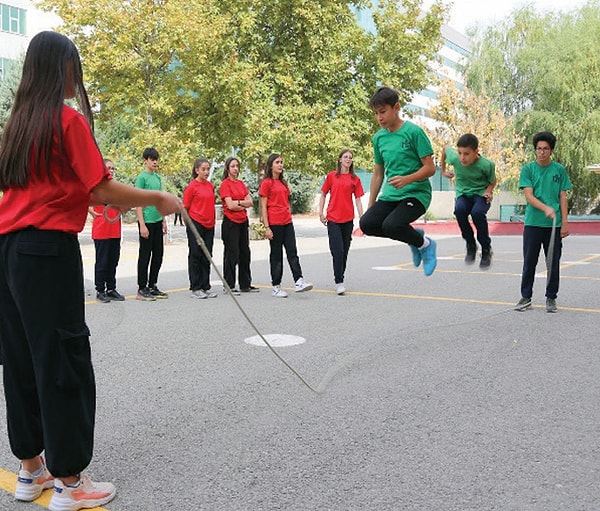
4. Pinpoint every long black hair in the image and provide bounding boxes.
[222,156,240,180]
[264,153,288,188]
[0,31,94,190]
